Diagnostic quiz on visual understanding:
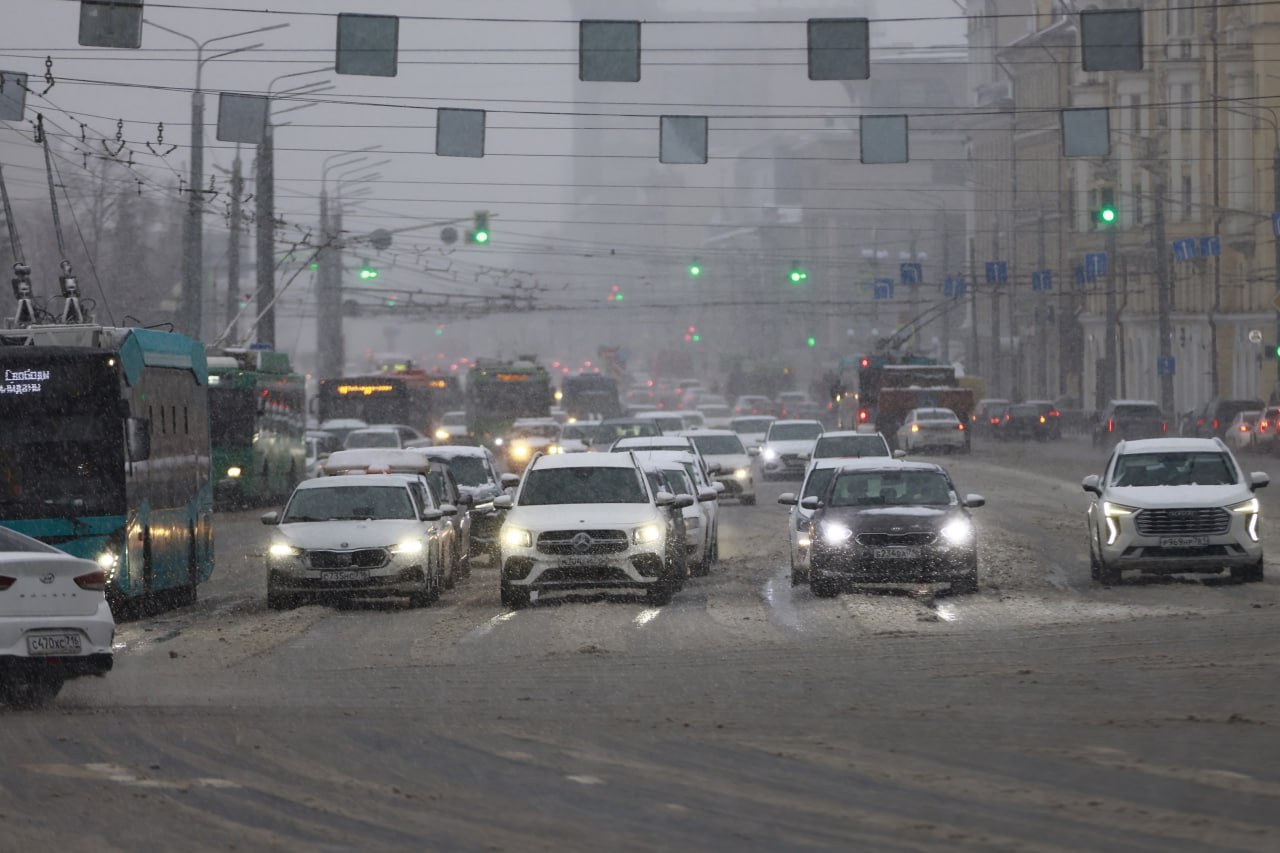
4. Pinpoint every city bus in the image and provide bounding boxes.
[0,324,213,614]
[466,359,553,443]
[207,349,306,508]
[317,374,432,435]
